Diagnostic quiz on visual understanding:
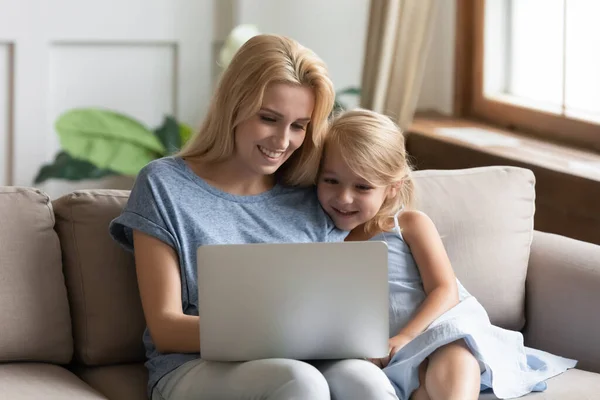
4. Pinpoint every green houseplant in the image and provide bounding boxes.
[34,109,192,184]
